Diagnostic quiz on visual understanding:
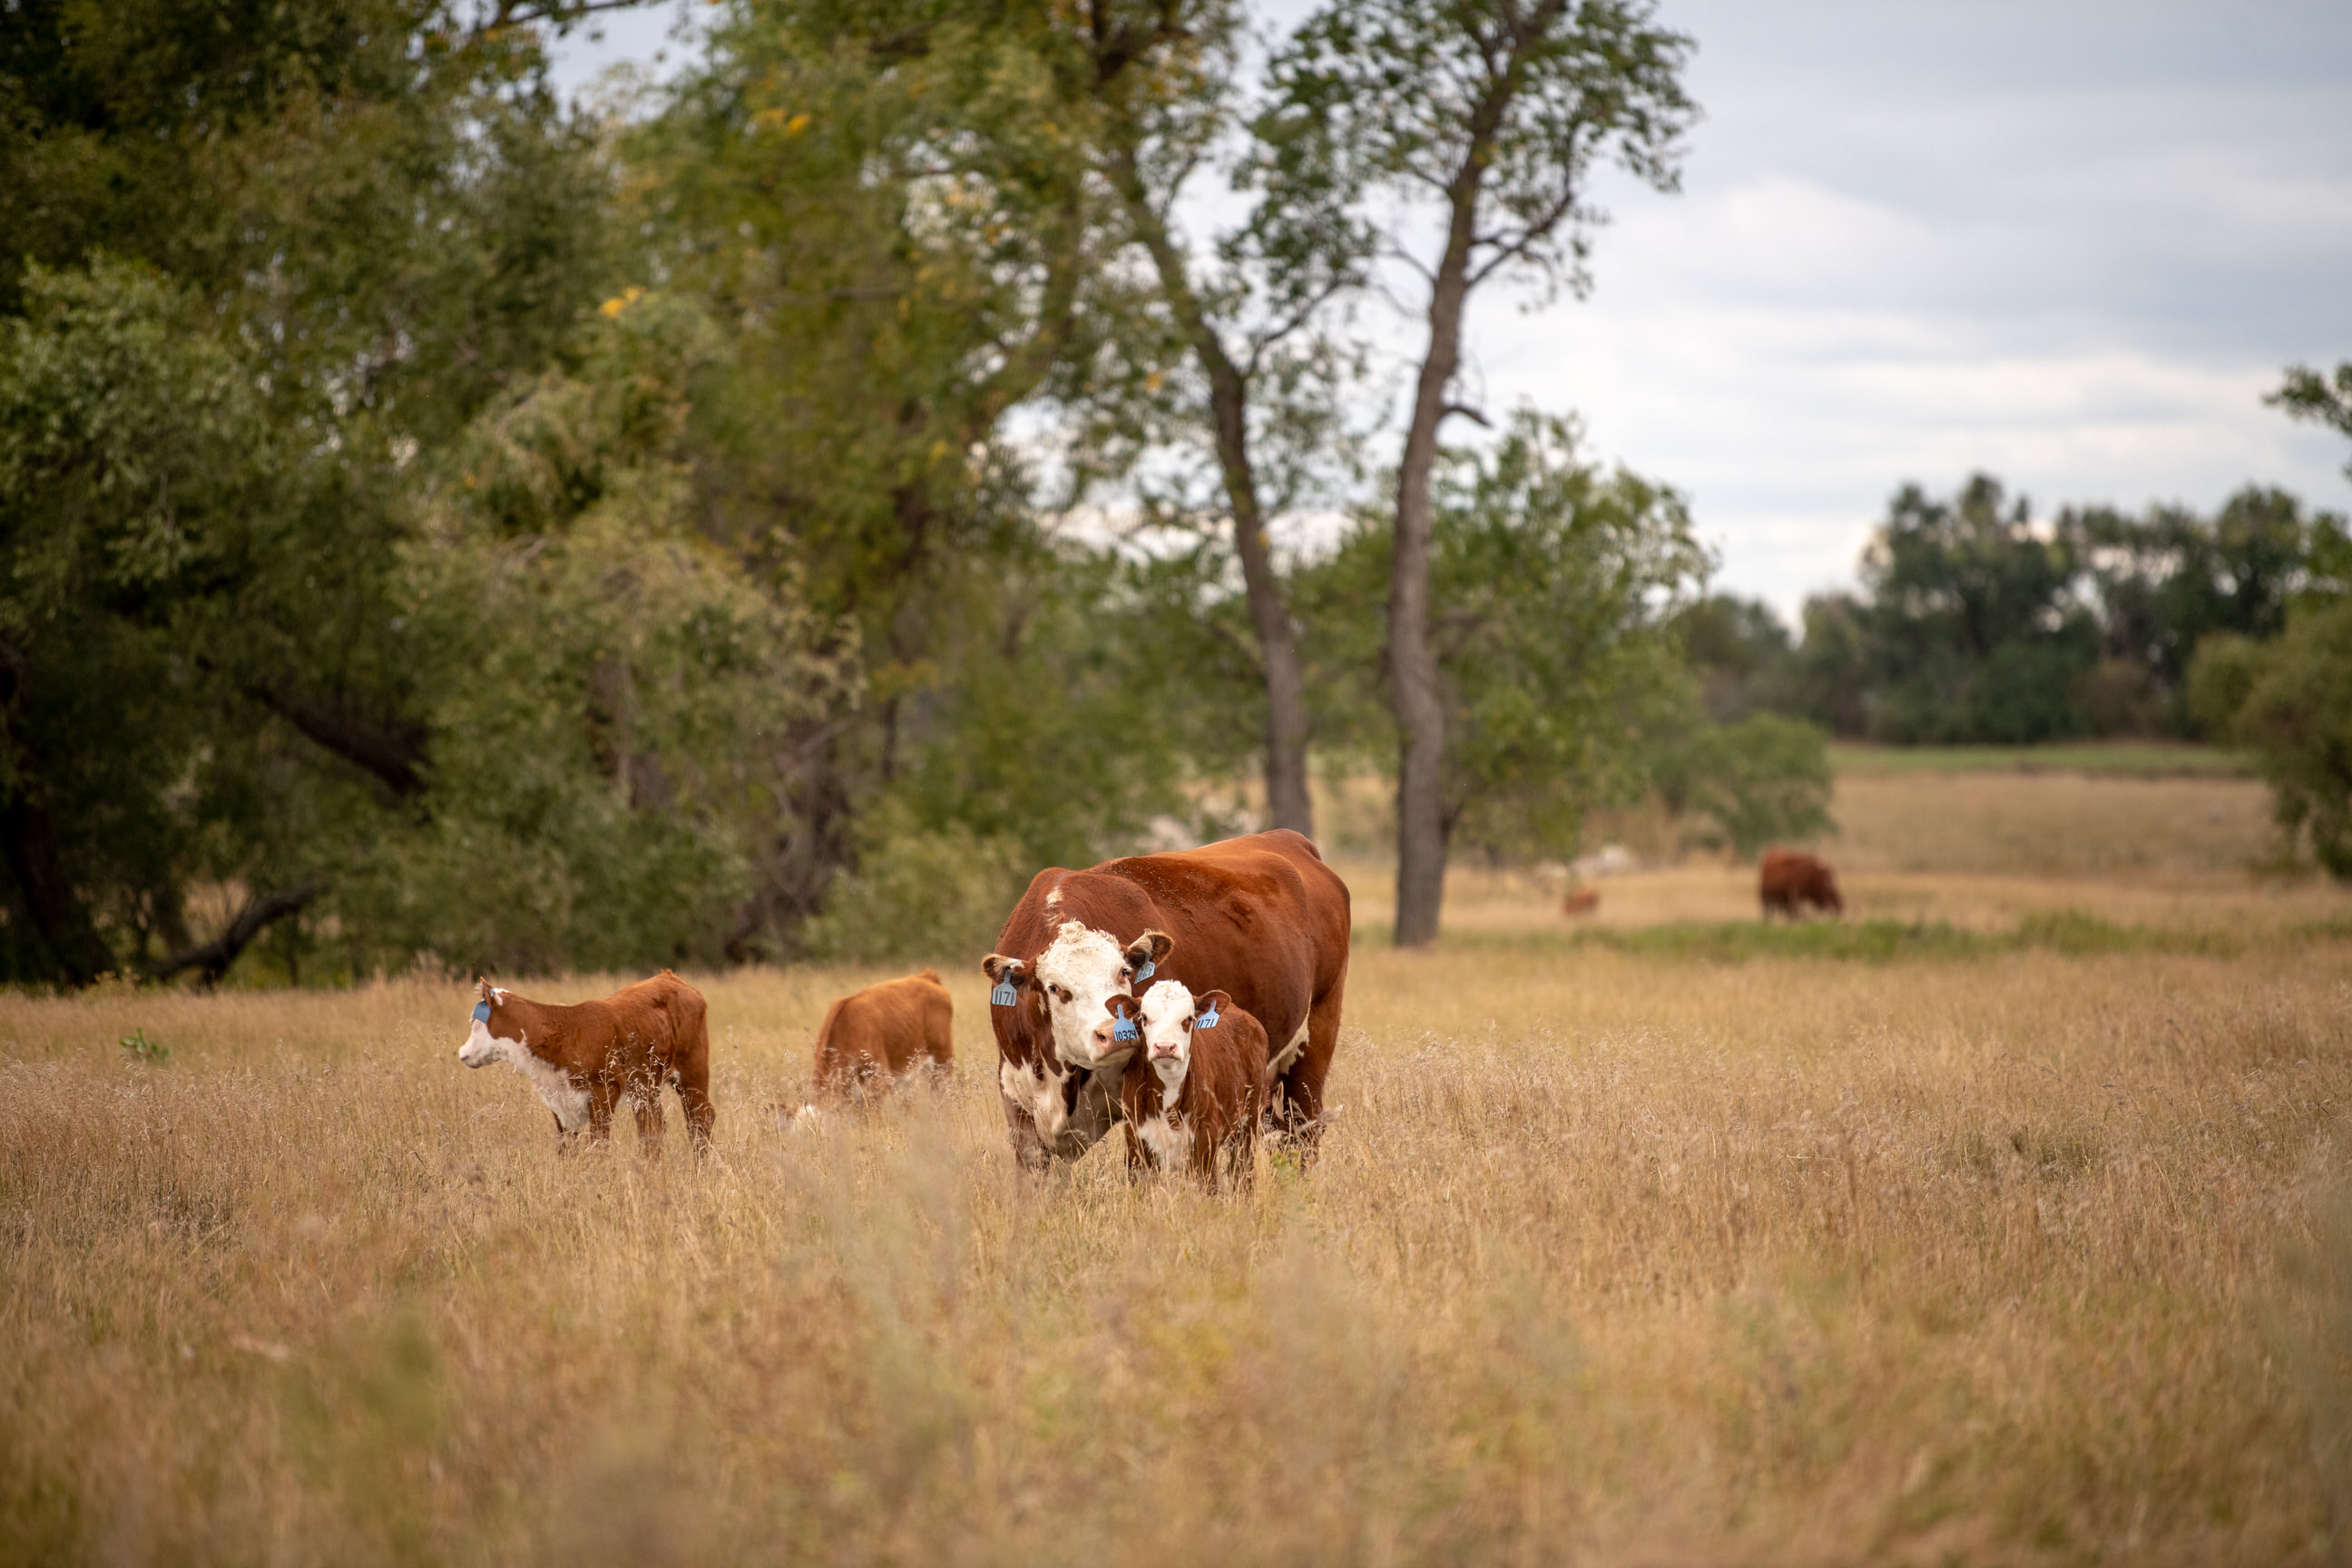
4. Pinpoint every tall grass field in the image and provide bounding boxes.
[5,768,2352,1564]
